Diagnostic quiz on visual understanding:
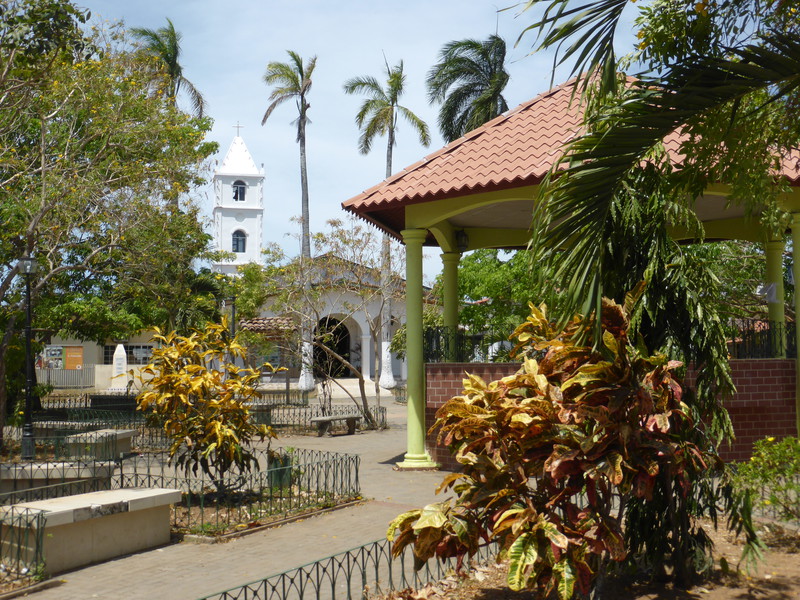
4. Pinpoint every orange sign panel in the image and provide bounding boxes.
[64,346,84,370]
